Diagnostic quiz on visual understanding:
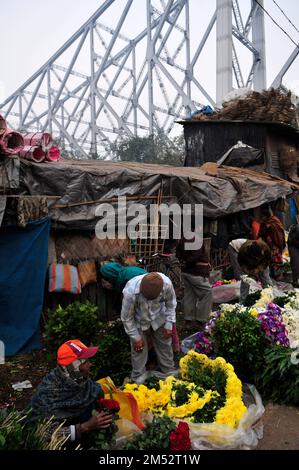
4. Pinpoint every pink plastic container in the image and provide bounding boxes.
[0,129,24,155]
[19,145,46,162]
[46,145,60,161]
[23,132,52,148]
